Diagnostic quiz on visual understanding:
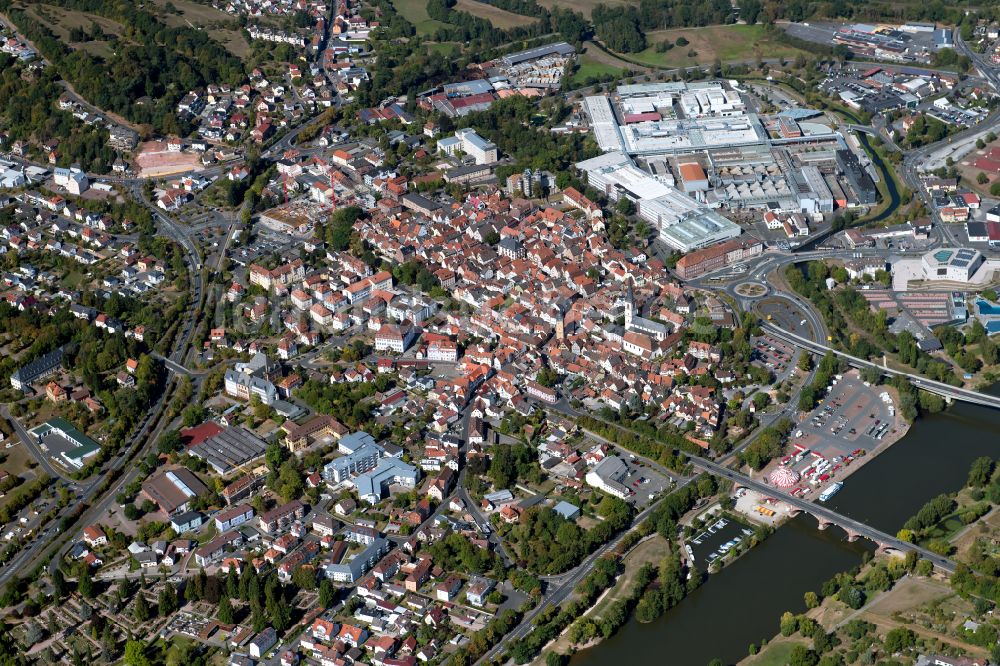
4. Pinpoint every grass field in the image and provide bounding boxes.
[148,0,251,58]
[537,0,628,18]
[455,0,537,28]
[615,24,809,69]
[743,639,808,666]
[21,3,124,41]
[0,443,37,512]
[393,0,450,36]
[568,52,625,88]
